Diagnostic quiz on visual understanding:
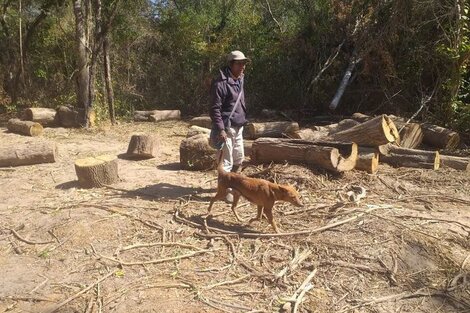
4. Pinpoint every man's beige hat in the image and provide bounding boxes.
[227,50,249,62]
